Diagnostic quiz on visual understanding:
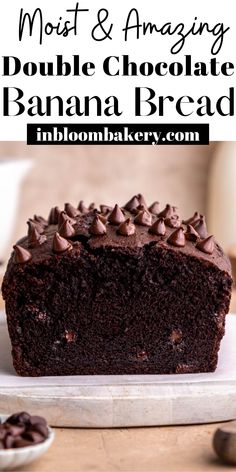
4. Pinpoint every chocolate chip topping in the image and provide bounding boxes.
[58,211,76,228]
[167,227,186,247]
[137,193,147,207]
[48,206,60,225]
[53,232,72,254]
[149,217,166,236]
[165,216,181,228]
[28,219,45,235]
[193,216,208,239]
[59,220,75,238]
[182,211,200,225]
[27,222,47,248]
[108,204,126,225]
[117,218,136,236]
[196,235,214,255]
[124,195,140,212]
[33,215,48,228]
[14,245,32,264]
[158,204,173,219]
[185,224,199,242]
[100,204,113,215]
[89,215,107,236]
[134,210,152,226]
[89,203,96,211]
[65,203,79,218]
[148,201,160,215]
[77,200,88,214]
